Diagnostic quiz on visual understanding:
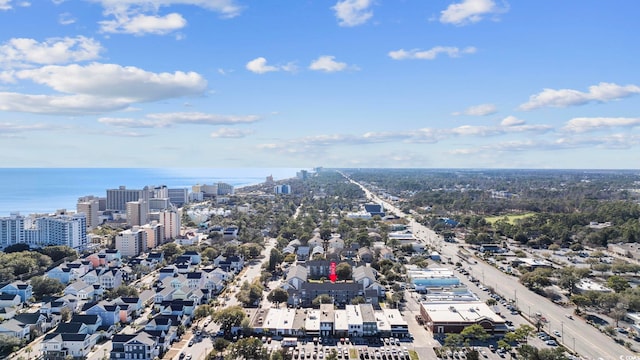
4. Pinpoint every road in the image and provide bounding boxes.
[345,174,636,360]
